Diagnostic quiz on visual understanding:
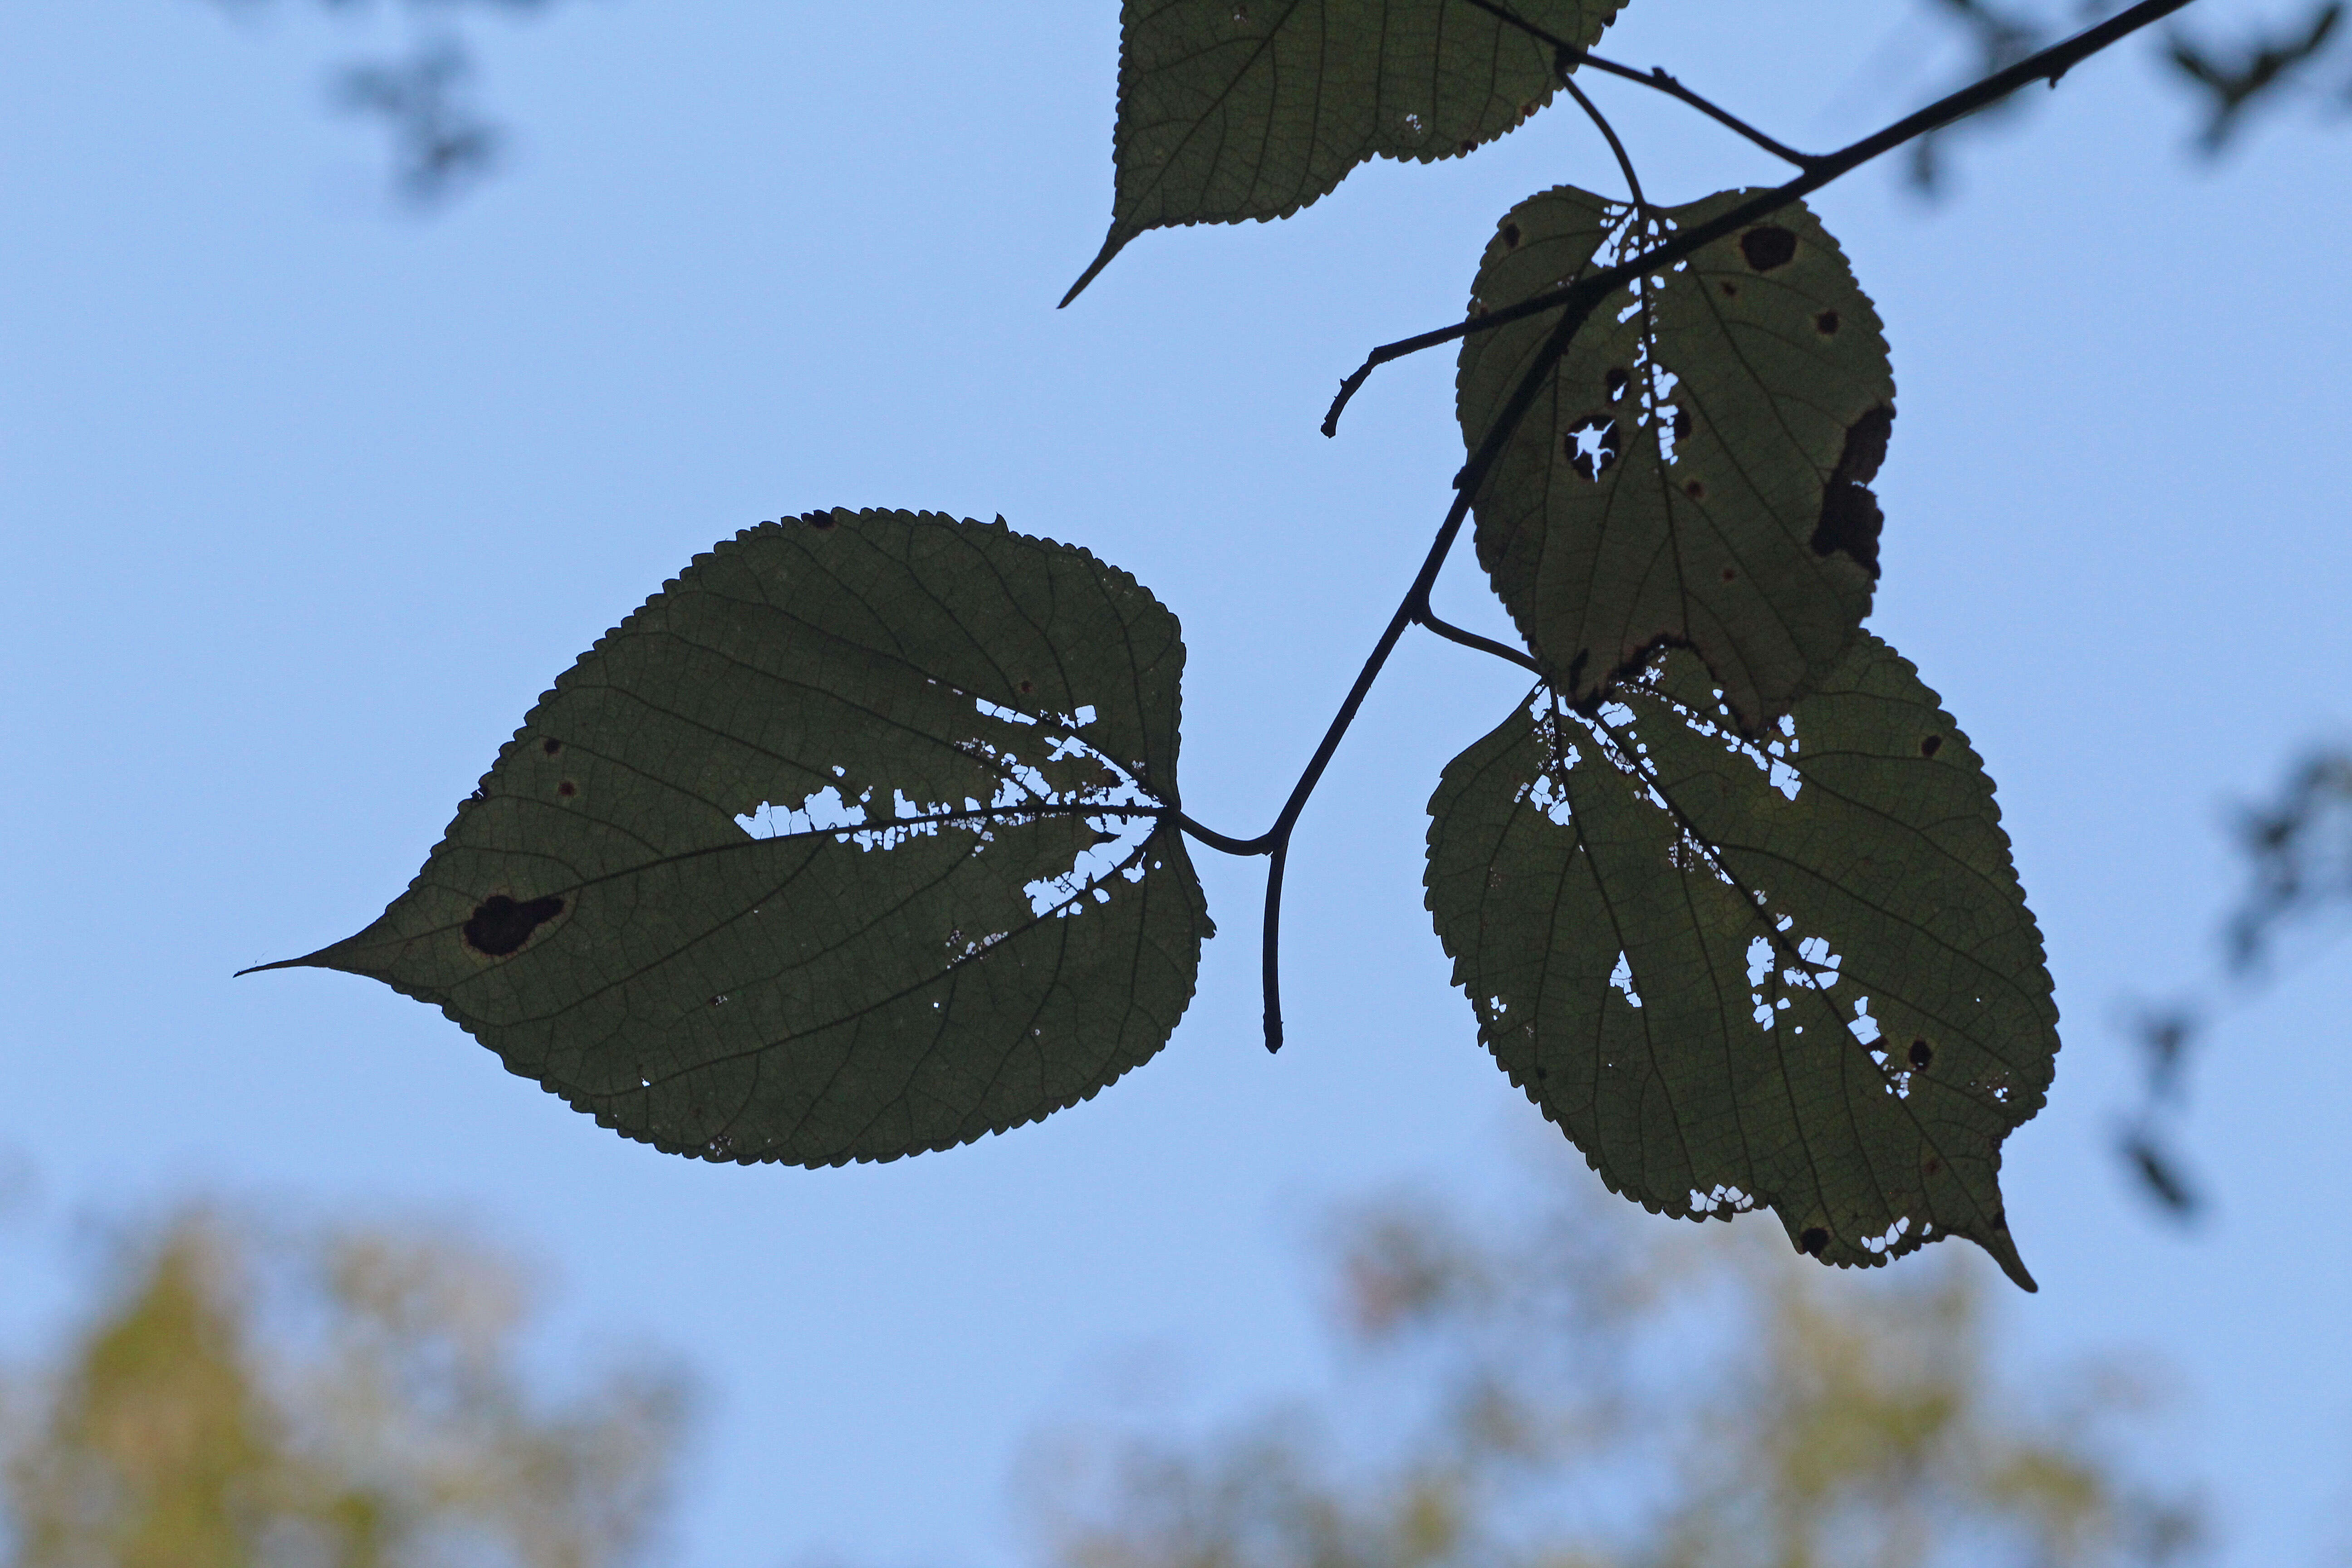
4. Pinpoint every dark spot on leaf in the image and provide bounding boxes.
[1684,480,1706,500]
[1739,225,1798,272]
[1810,405,1894,579]
[1605,366,1630,401]
[557,780,577,797]
[1909,1038,1933,1069]
[1924,1156,1944,1176]
[807,510,837,531]
[1563,415,1621,481]
[1672,407,1690,442]
[1991,1209,2009,1233]
[542,738,562,755]
[462,893,565,957]
[1814,309,1840,335]
[1720,567,1737,582]
[1799,1226,1829,1255]
[1501,221,1521,248]
[1920,734,1943,757]
[1458,139,1476,157]
[1566,648,1590,689]
[1719,280,1738,297]
[1018,679,1035,695]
